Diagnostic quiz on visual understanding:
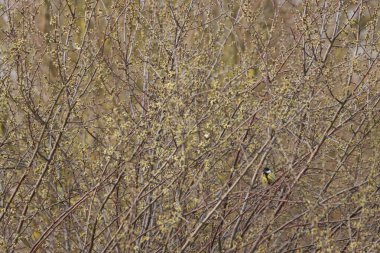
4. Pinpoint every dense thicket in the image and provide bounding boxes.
[0,0,379,252]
